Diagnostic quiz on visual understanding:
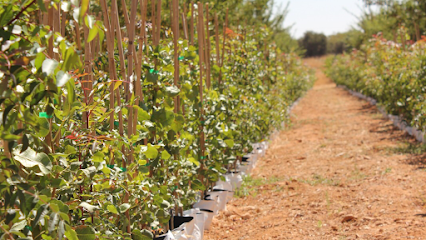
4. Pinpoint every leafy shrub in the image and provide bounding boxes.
[0,0,314,239]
